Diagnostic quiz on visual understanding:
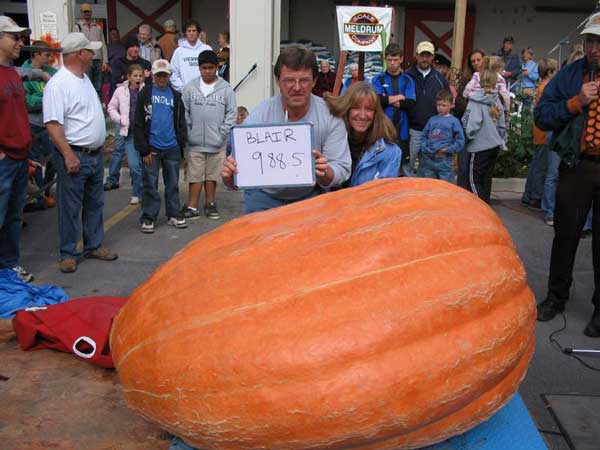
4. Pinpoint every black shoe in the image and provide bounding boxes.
[181,205,201,221]
[103,182,119,191]
[204,202,220,220]
[584,307,600,337]
[536,298,565,322]
[528,199,542,211]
